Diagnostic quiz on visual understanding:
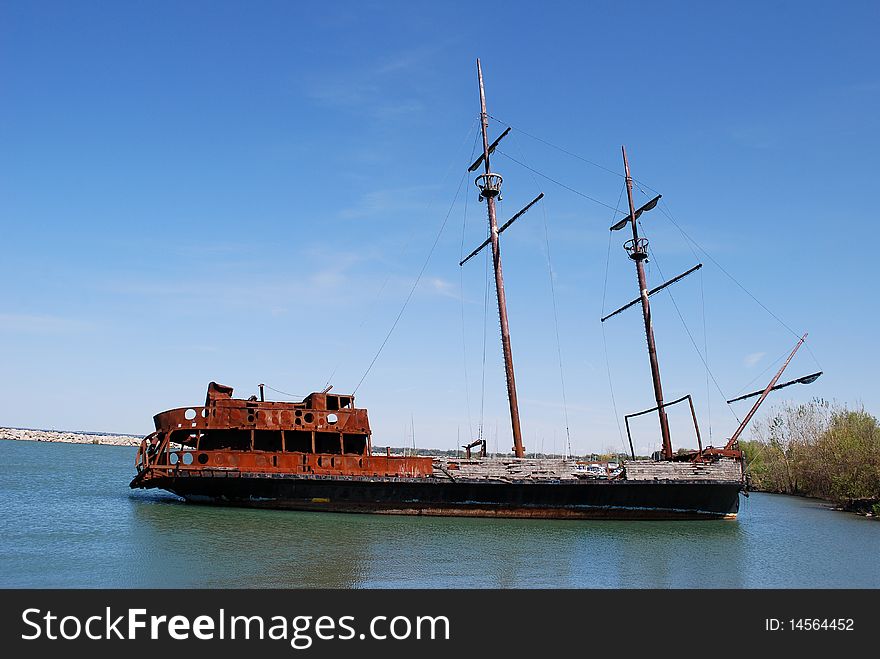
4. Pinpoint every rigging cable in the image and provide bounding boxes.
[487,114,622,179]
[632,183,715,442]
[482,119,818,443]
[600,184,629,455]
[541,181,574,459]
[262,384,306,400]
[323,119,479,389]
[731,344,793,397]
[459,130,481,443]
[635,218,741,425]
[496,150,626,215]
[635,184,822,372]
[509,131,573,459]
[478,196,492,445]
[488,114,819,372]
[700,254,713,441]
[353,168,469,394]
